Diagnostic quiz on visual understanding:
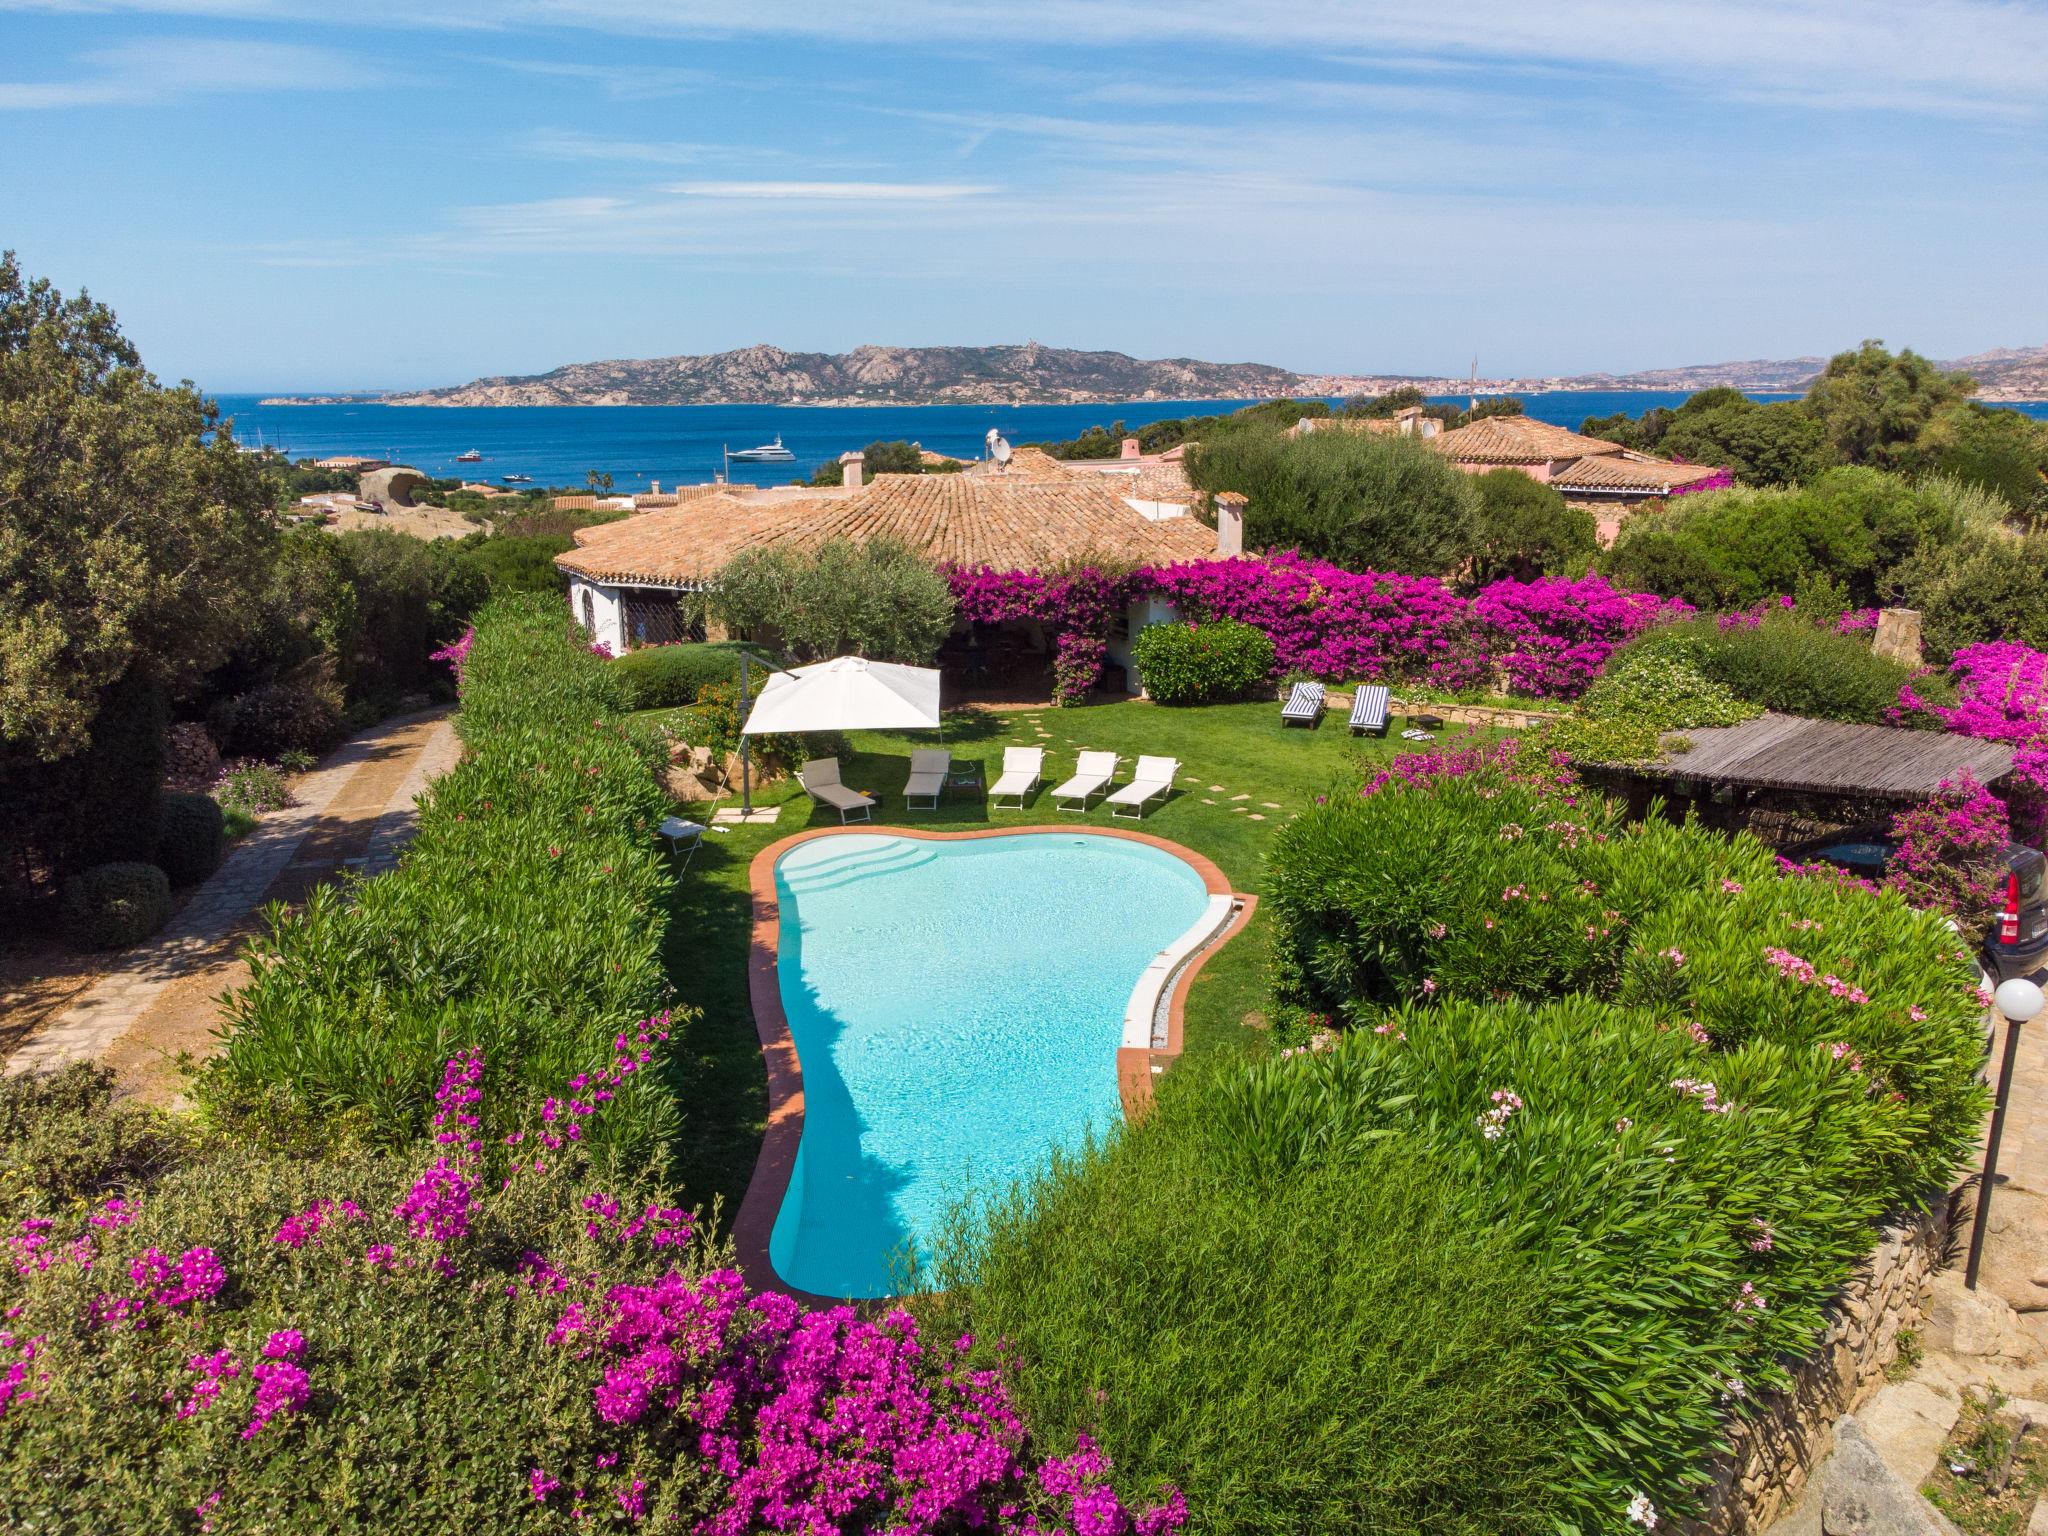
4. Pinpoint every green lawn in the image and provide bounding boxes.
[651,696,1502,1212]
